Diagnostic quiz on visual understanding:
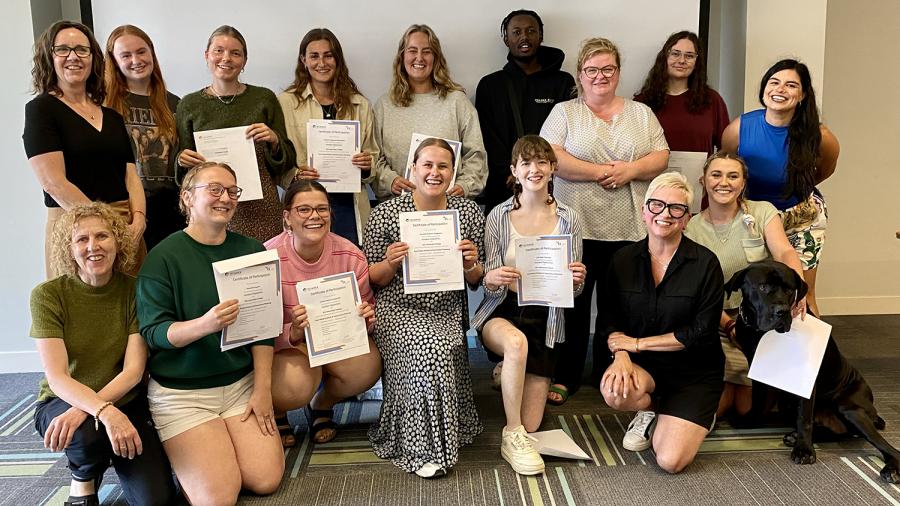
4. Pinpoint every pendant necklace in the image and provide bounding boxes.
[209,83,239,105]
